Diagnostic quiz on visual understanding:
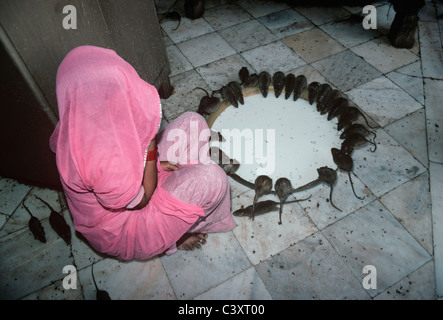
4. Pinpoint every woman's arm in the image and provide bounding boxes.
[129,140,182,210]
[129,139,158,210]
[143,139,158,200]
